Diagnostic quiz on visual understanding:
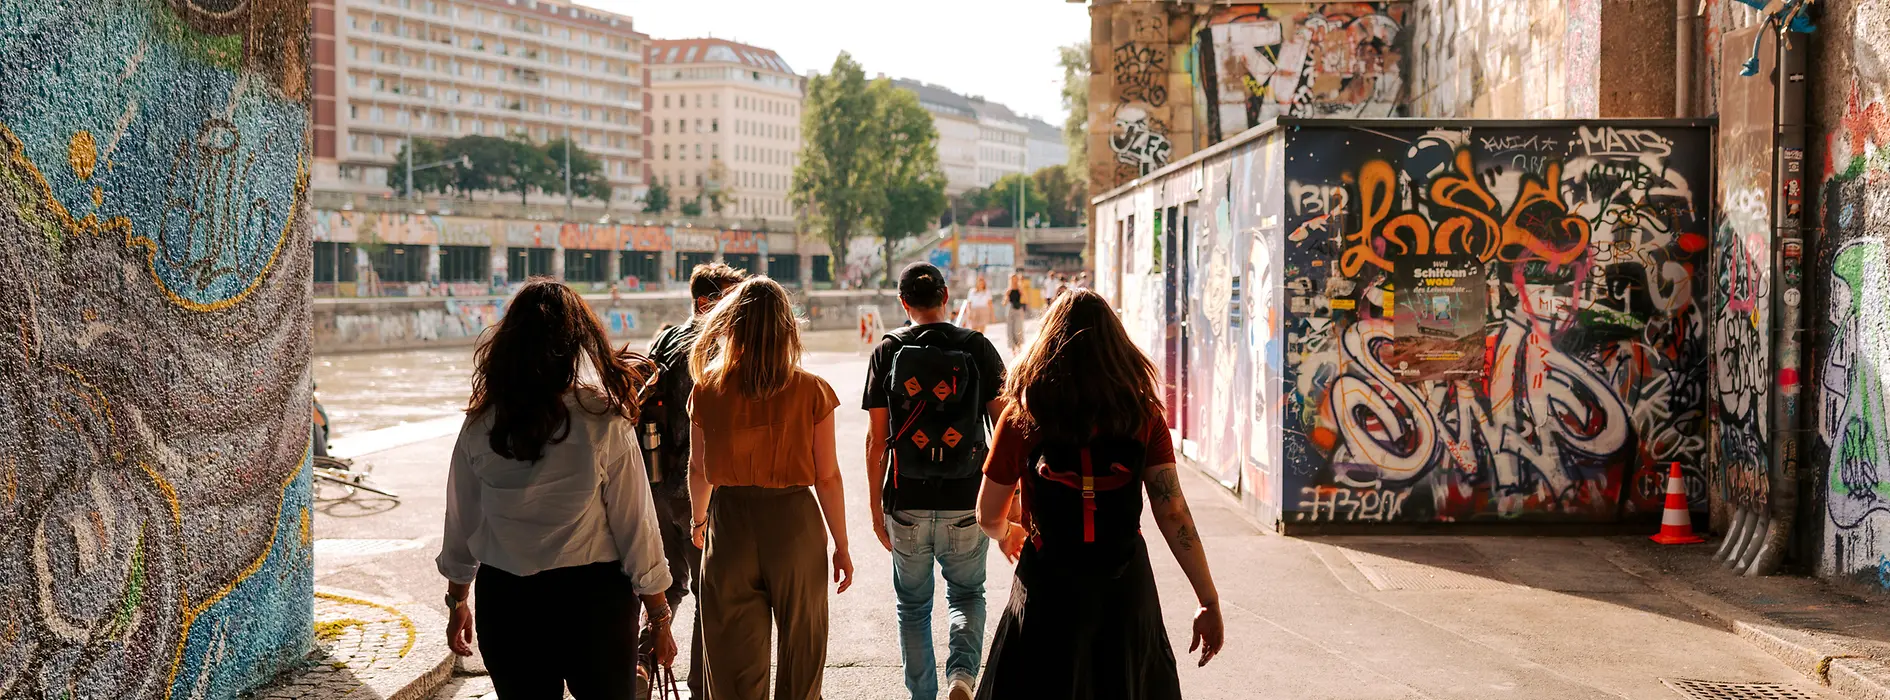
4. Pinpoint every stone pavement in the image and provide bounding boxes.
[249,588,453,700]
[1605,538,1890,700]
